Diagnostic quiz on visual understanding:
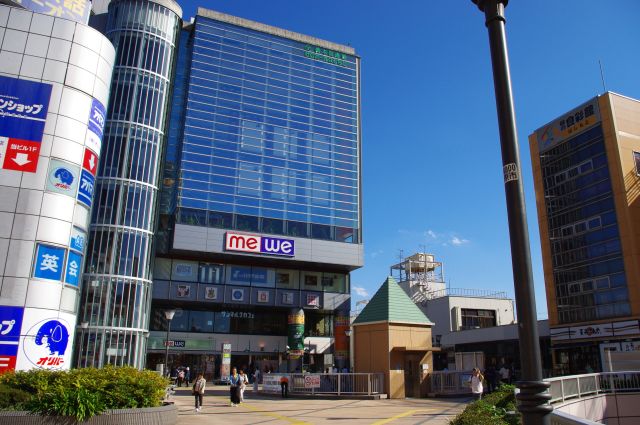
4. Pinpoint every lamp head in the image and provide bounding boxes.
[471,0,508,12]
[164,309,176,320]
